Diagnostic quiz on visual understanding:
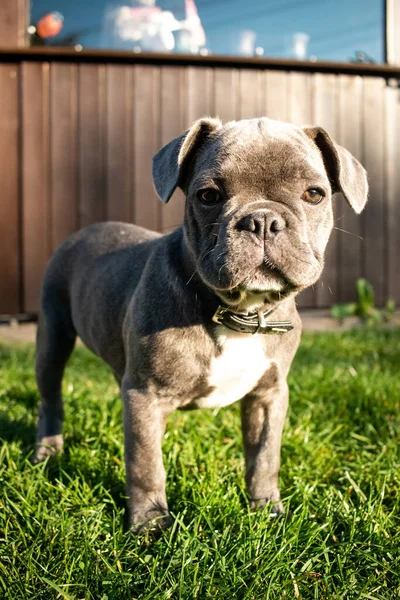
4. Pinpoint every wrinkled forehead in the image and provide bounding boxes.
[193,118,328,191]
